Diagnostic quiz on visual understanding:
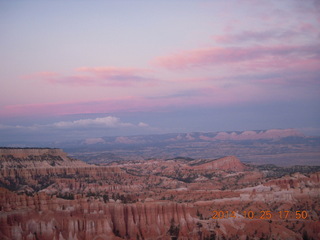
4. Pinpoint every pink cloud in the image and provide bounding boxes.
[0,97,142,117]
[25,67,156,87]
[46,75,96,86]
[0,86,255,118]
[1,73,317,118]
[0,79,278,117]
[76,66,149,76]
[2,94,198,118]
[74,67,153,86]
[154,44,320,70]
[21,71,59,80]
[297,22,319,33]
